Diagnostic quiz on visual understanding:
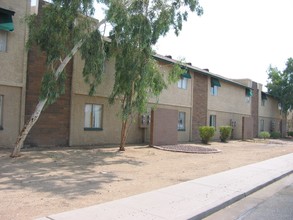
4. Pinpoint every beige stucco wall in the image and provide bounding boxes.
[0,1,29,85]
[71,54,193,145]
[0,0,29,147]
[259,96,281,119]
[149,63,193,108]
[208,77,251,115]
[207,110,249,140]
[69,94,143,146]
[0,86,22,147]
